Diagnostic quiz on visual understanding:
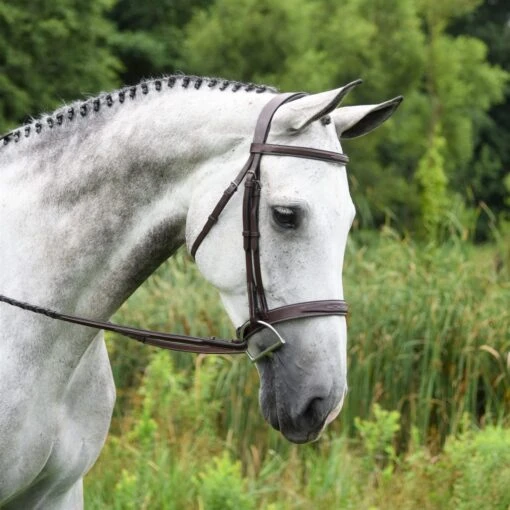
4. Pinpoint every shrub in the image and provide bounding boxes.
[355,404,401,475]
[446,426,510,510]
[194,452,255,510]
